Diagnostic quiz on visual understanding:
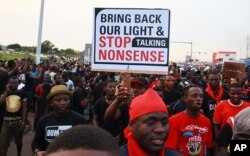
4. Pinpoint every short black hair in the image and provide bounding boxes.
[104,79,115,87]
[183,84,201,97]
[46,125,120,155]
[208,70,220,77]
[229,83,242,90]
